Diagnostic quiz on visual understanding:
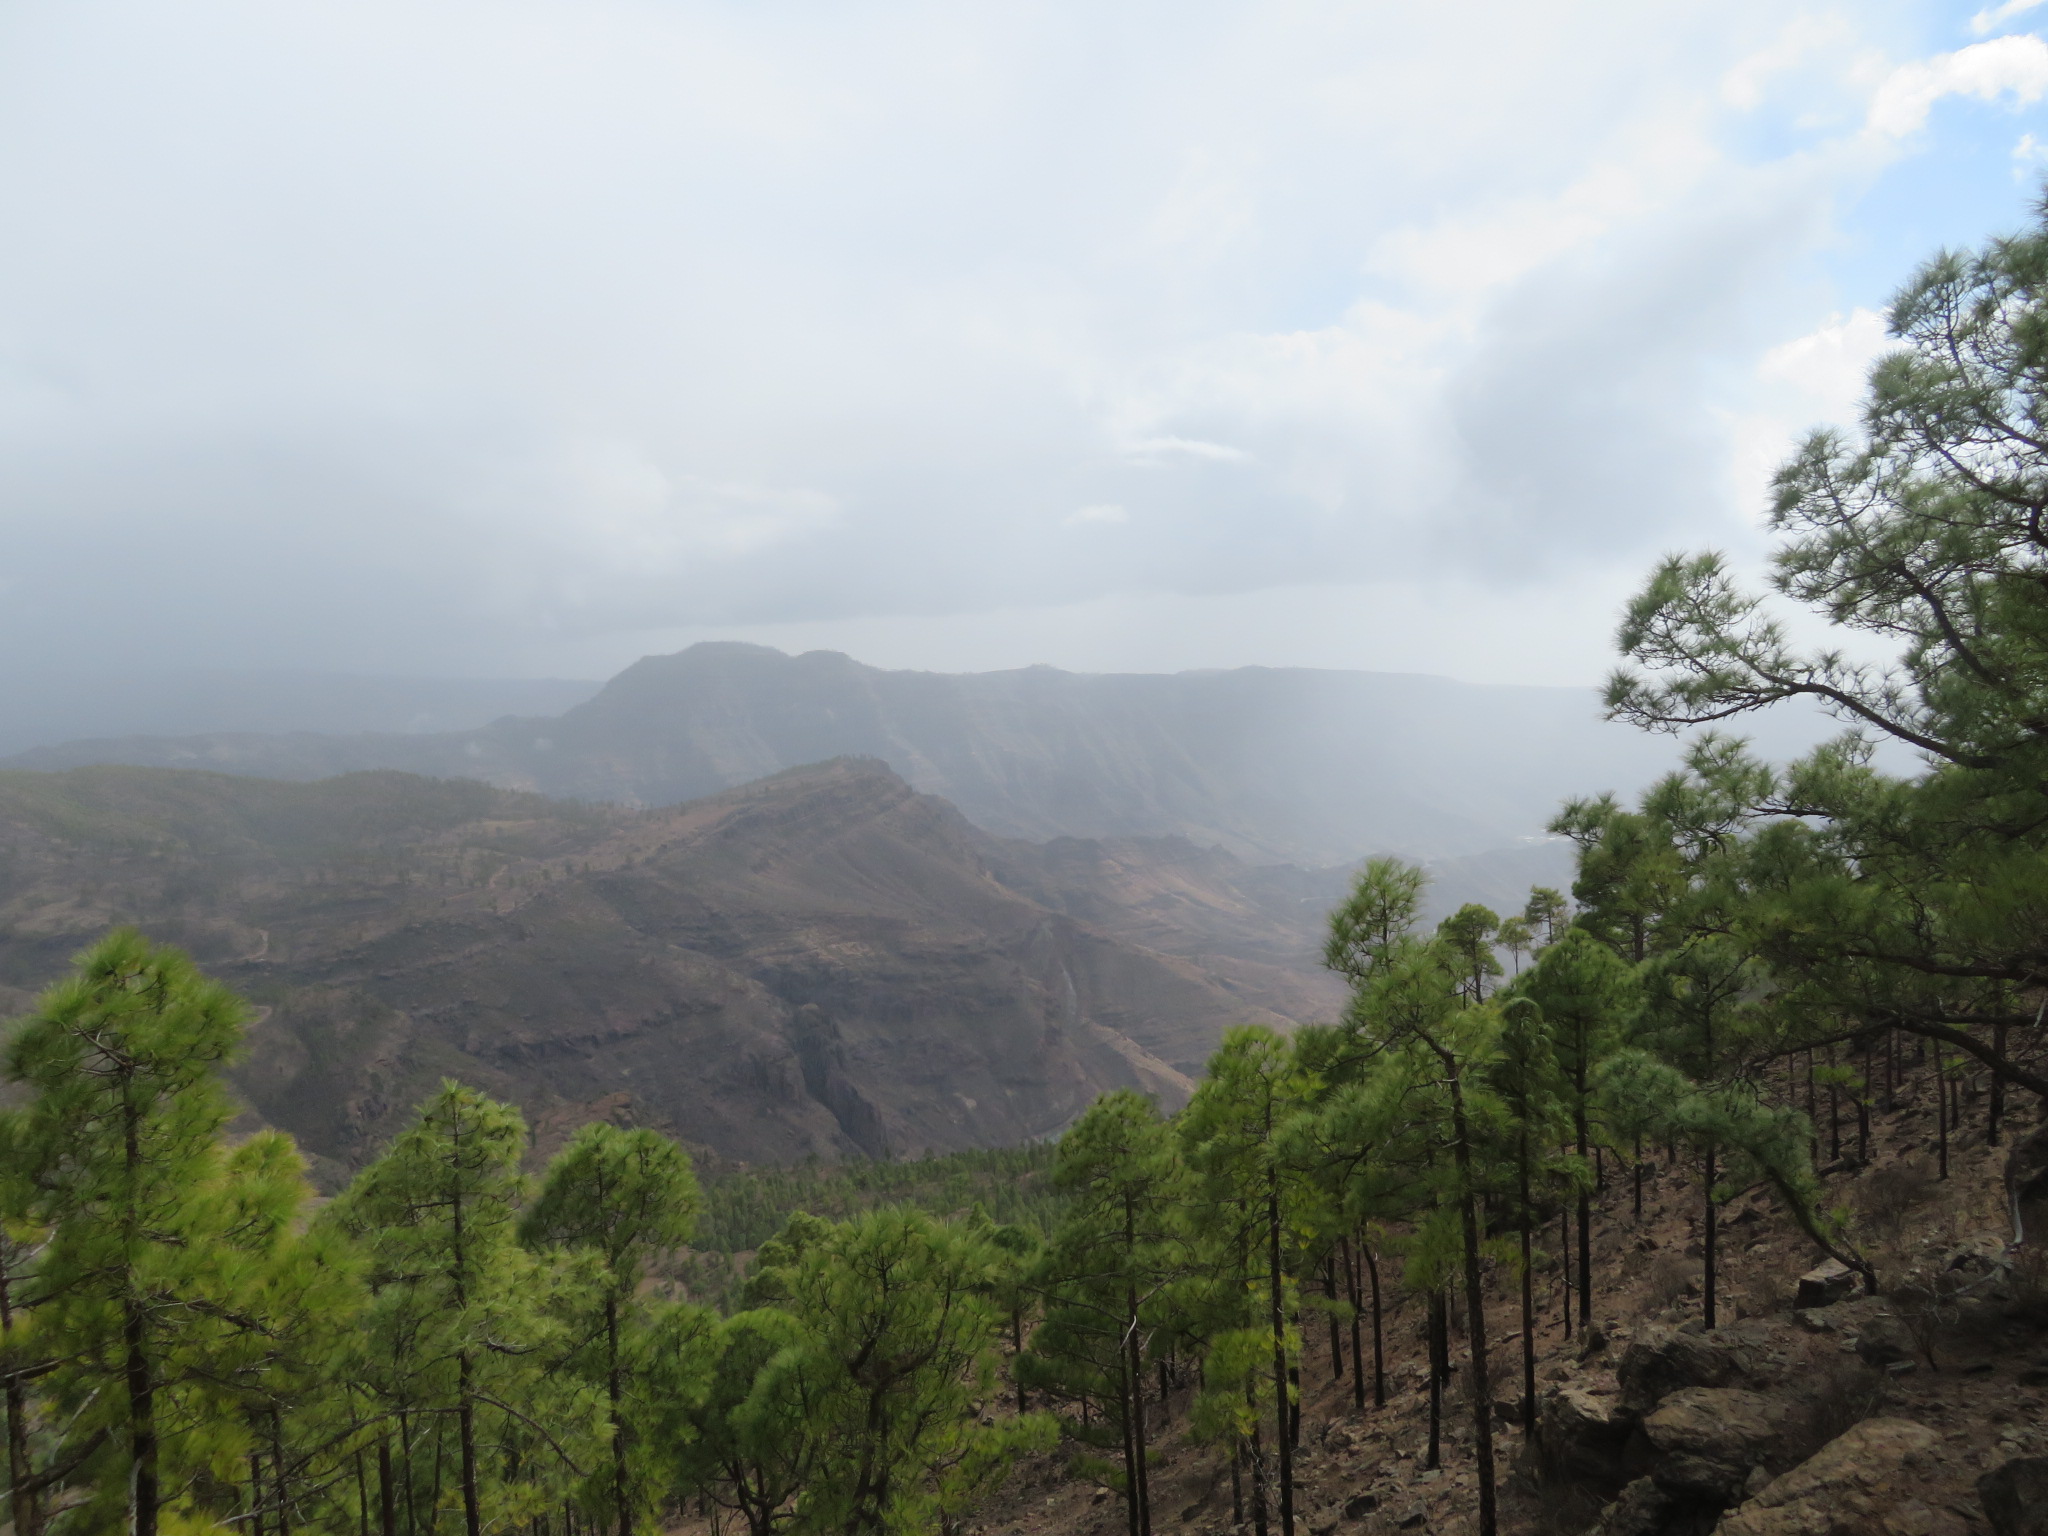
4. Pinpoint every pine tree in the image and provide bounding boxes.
[1513,929,1640,1330]
[522,1123,701,1536]
[1181,1029,1313,1536]
[327,1082,600,1536]
[5,930,274,1536]
[1025,1091,1185,1536]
